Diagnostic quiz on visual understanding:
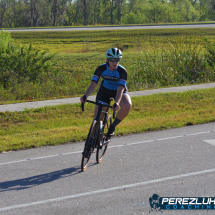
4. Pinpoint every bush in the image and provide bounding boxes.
[0,30,57,89]
[0,30,13,52]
